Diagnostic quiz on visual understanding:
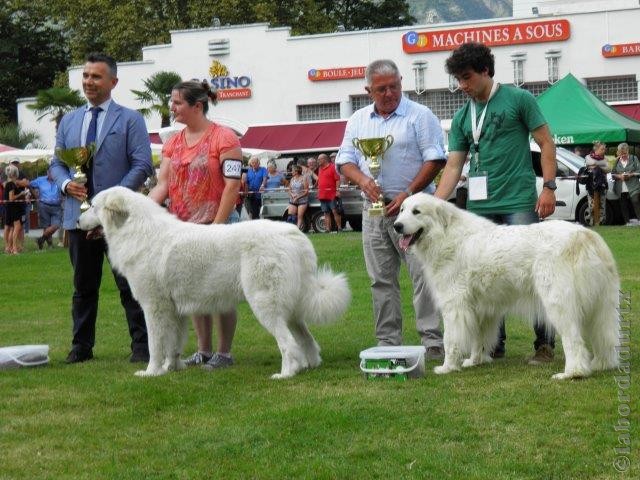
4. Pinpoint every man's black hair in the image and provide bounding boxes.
[85,52,118,77]
[445,42,495,78]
